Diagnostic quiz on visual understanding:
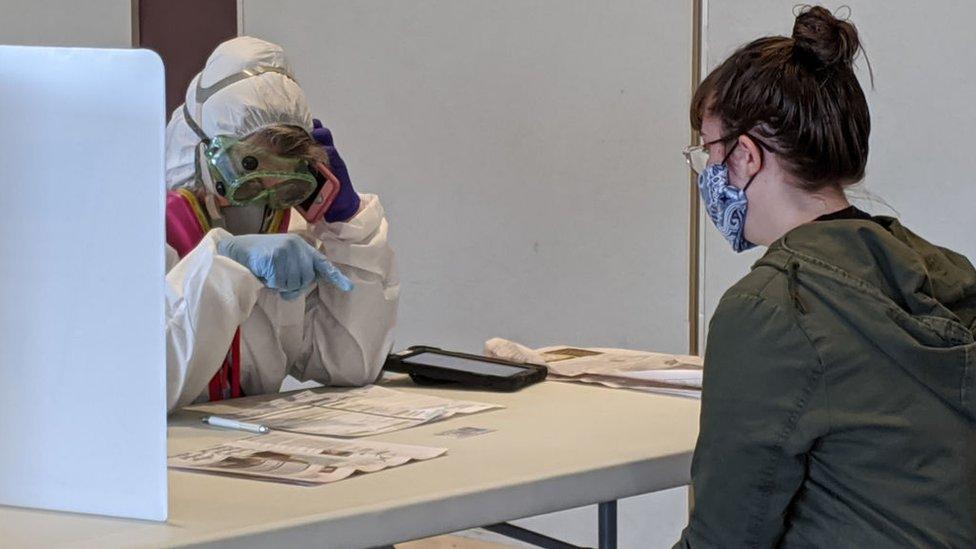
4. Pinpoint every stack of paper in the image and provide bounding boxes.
[185,385,503,437]
[538,346,703,398]
[169,431,446,486]
[484,338,702,399]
